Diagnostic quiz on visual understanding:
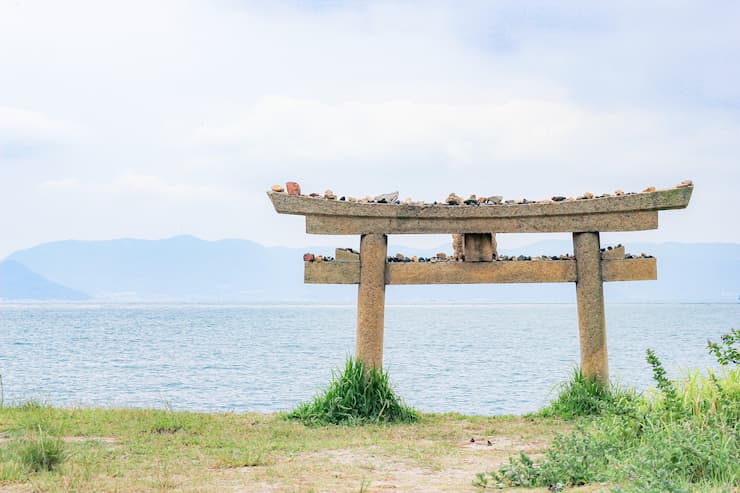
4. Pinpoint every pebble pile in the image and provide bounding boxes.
[270,180,692,206]
[302,247,652,263]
